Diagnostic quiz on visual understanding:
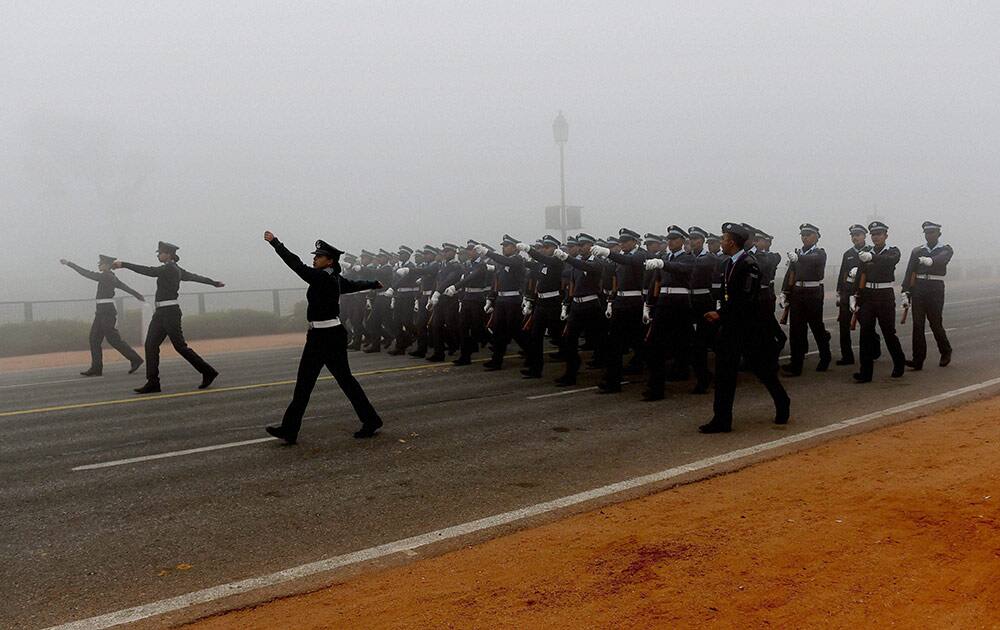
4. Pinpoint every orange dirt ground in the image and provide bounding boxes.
[188,395,1000,629]
[0,333,304,374]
